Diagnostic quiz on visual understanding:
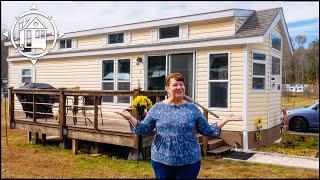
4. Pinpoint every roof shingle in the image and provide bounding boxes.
[236,7,282,38]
